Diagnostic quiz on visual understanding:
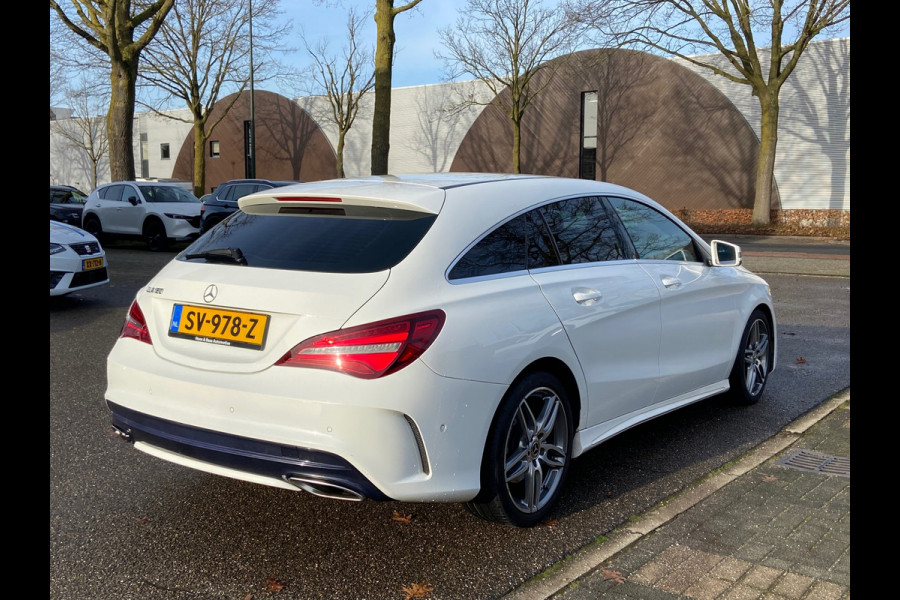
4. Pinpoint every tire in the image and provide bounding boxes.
[82,214,103,239]
[144,220,168,252]
[728,309,772,405]
[465,371,573,527]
